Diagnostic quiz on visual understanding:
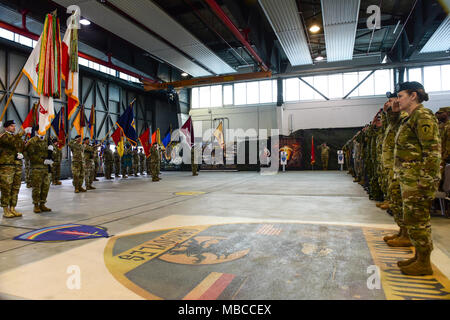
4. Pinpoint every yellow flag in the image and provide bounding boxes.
[72,109,84,141]
[213,121,224,148]
[117,136,124,157]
